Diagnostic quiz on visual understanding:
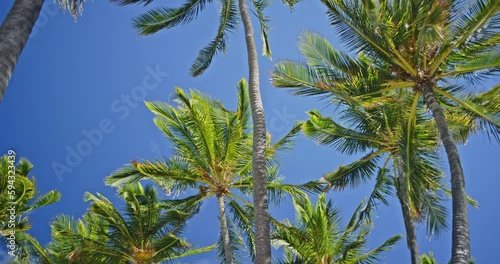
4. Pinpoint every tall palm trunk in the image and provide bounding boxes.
[217,194,234,264]
[397,164,419,264]
[237,0,271,263]
[0,0,44,101]
[420,81,470,264]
